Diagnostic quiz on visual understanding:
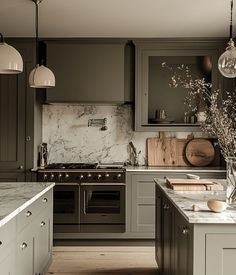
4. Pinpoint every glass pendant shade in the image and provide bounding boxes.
[29,64,55,88]
[218,39,236,78]
[0,42,23,74]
